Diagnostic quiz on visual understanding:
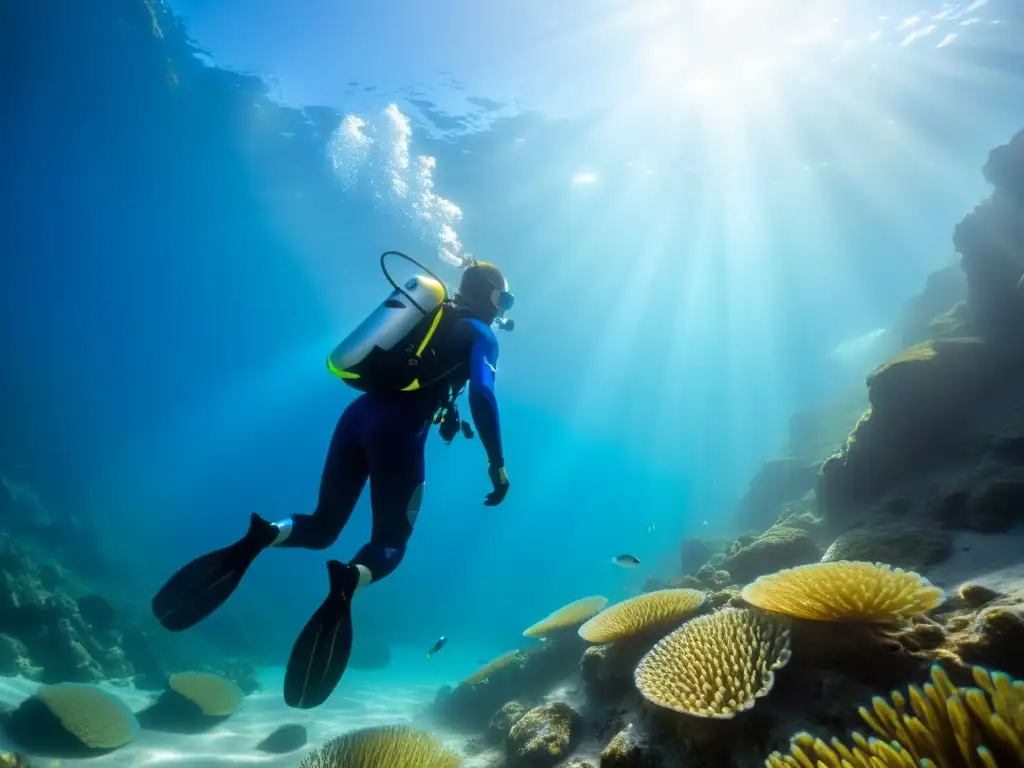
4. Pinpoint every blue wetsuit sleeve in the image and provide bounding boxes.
[463,320,504,467]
